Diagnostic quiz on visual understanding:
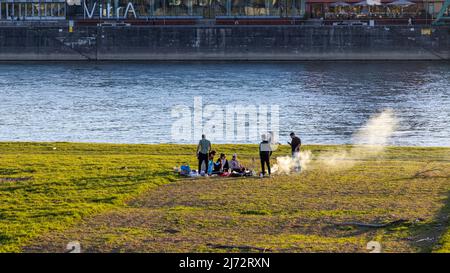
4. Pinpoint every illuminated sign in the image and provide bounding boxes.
[83,1,137,19]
